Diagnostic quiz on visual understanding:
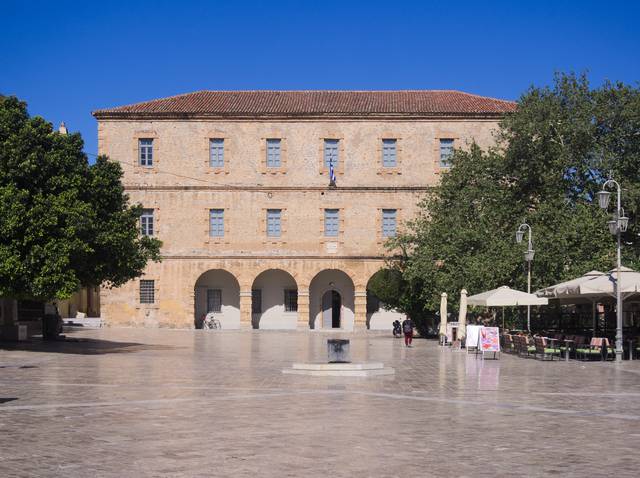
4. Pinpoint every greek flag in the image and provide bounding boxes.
[329,162,337,187]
